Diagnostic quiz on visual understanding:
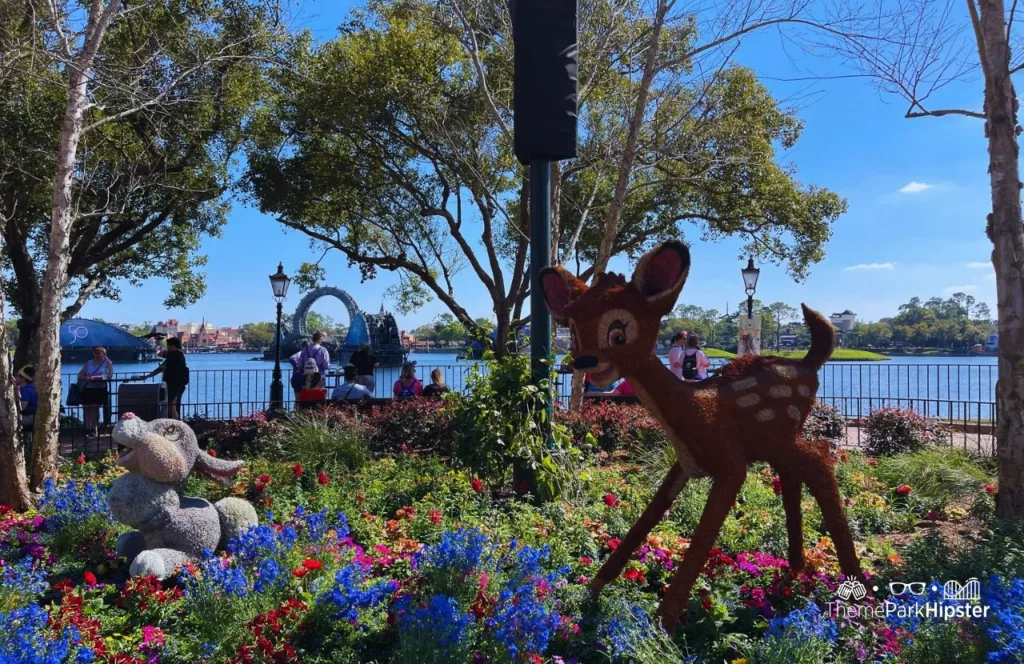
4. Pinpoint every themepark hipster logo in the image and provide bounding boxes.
[828,577,990,621]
